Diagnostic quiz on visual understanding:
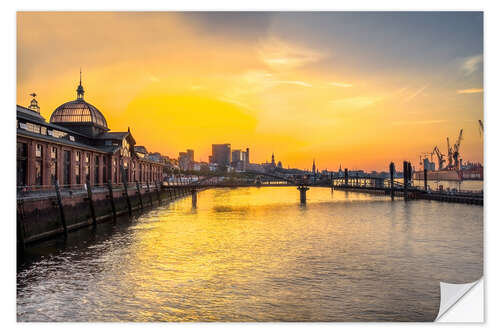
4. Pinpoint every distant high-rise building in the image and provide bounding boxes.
[212,144,231,166]
[186,149,194,162]
[245,148,250,164]
[178,149,195,171]
[312,159,316,175]
[232,149,243,163]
